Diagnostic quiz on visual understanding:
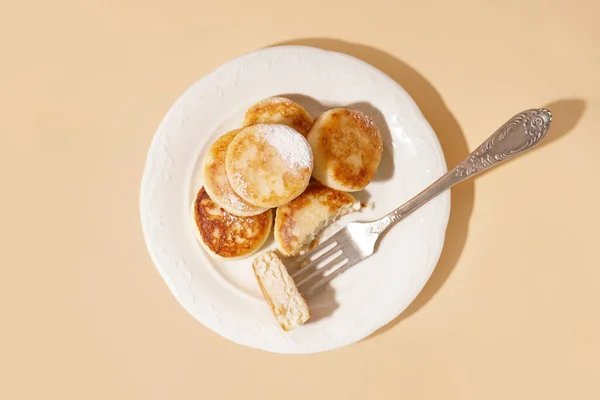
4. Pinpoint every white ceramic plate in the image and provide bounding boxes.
[140,46,450,354]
